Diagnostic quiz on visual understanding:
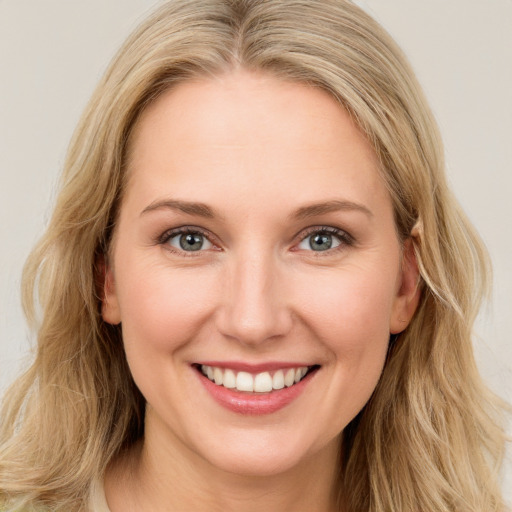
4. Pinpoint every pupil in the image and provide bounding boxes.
[310,233,332,251]
[180,233,203,251]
